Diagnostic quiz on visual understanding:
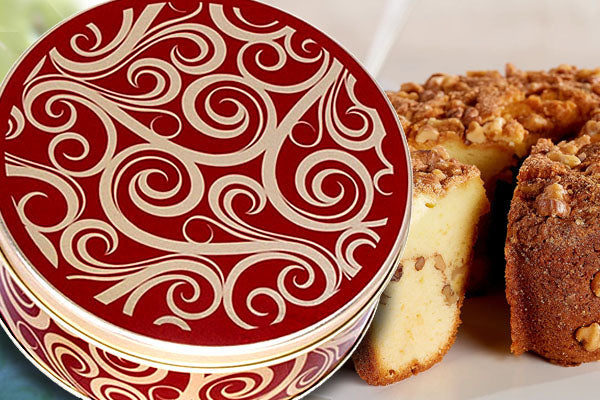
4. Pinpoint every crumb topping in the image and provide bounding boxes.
[390,65,600,154]
[411,146,480,196]
[514,136,600,219]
